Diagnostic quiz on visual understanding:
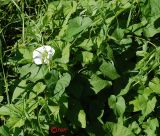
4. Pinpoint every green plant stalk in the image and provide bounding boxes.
[0,40,10,104]
[135,36,157,48]
[126,6,132,27]
[22,13,25,45]
[22,0,25,45]
[11,0,25,45]
[37,105,45,136]
[11,0,21,12]
[1,63,10,105]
